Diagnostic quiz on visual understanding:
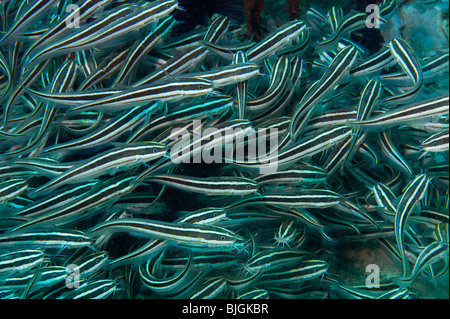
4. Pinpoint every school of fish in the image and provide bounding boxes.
[0,0,448,299]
